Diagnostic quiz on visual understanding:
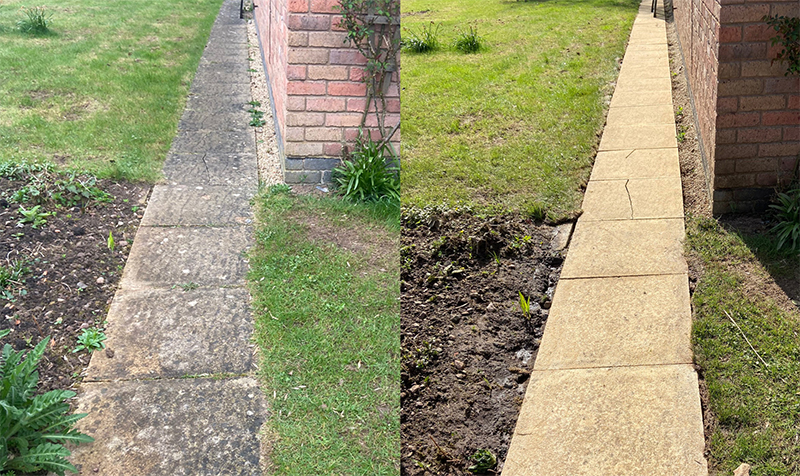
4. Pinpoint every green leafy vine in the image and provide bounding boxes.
[336,0,400,147]
[764,15,800,76]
